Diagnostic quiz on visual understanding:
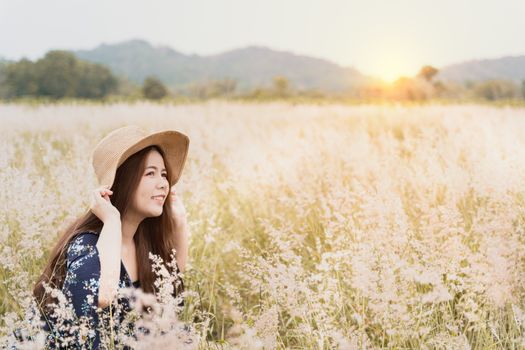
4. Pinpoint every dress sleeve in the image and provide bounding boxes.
[62,232,101,346]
